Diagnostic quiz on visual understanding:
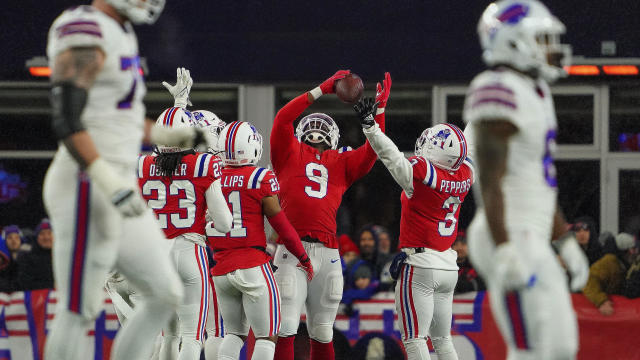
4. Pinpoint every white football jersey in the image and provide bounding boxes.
[47,5,146,167]
[463,68,558,237]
